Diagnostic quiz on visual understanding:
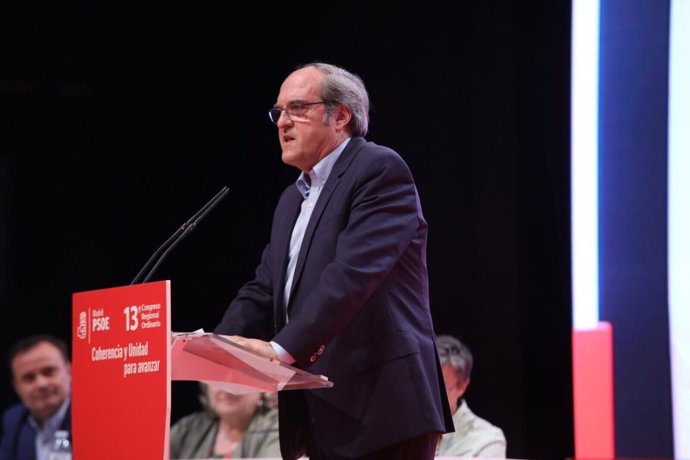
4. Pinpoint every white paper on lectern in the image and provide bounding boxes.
[172,328,207,339]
